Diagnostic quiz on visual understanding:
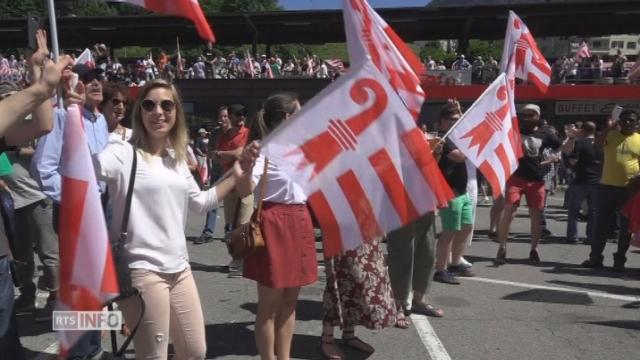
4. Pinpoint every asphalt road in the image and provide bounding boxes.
[18,190,640,360]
